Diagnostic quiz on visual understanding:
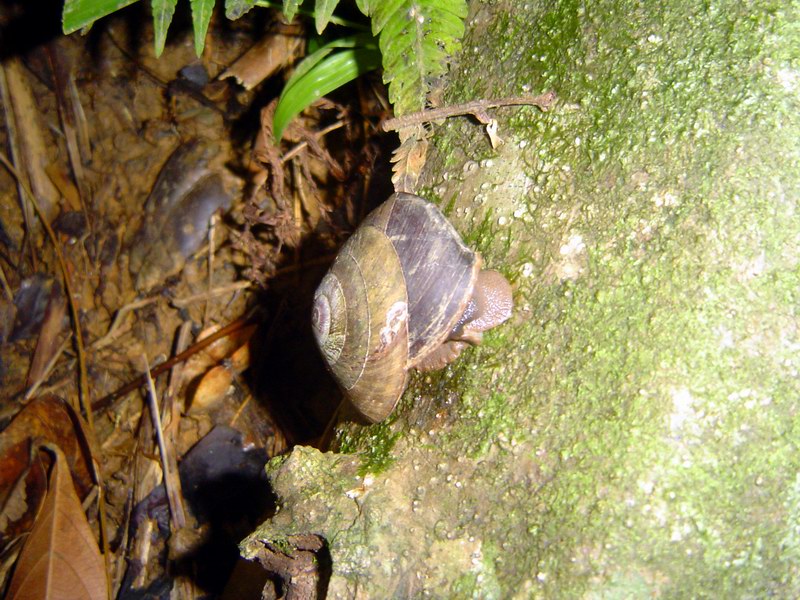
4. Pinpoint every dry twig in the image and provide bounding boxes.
[142,354,186,529]
[381,91,557,131]
[93,314,257,411]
